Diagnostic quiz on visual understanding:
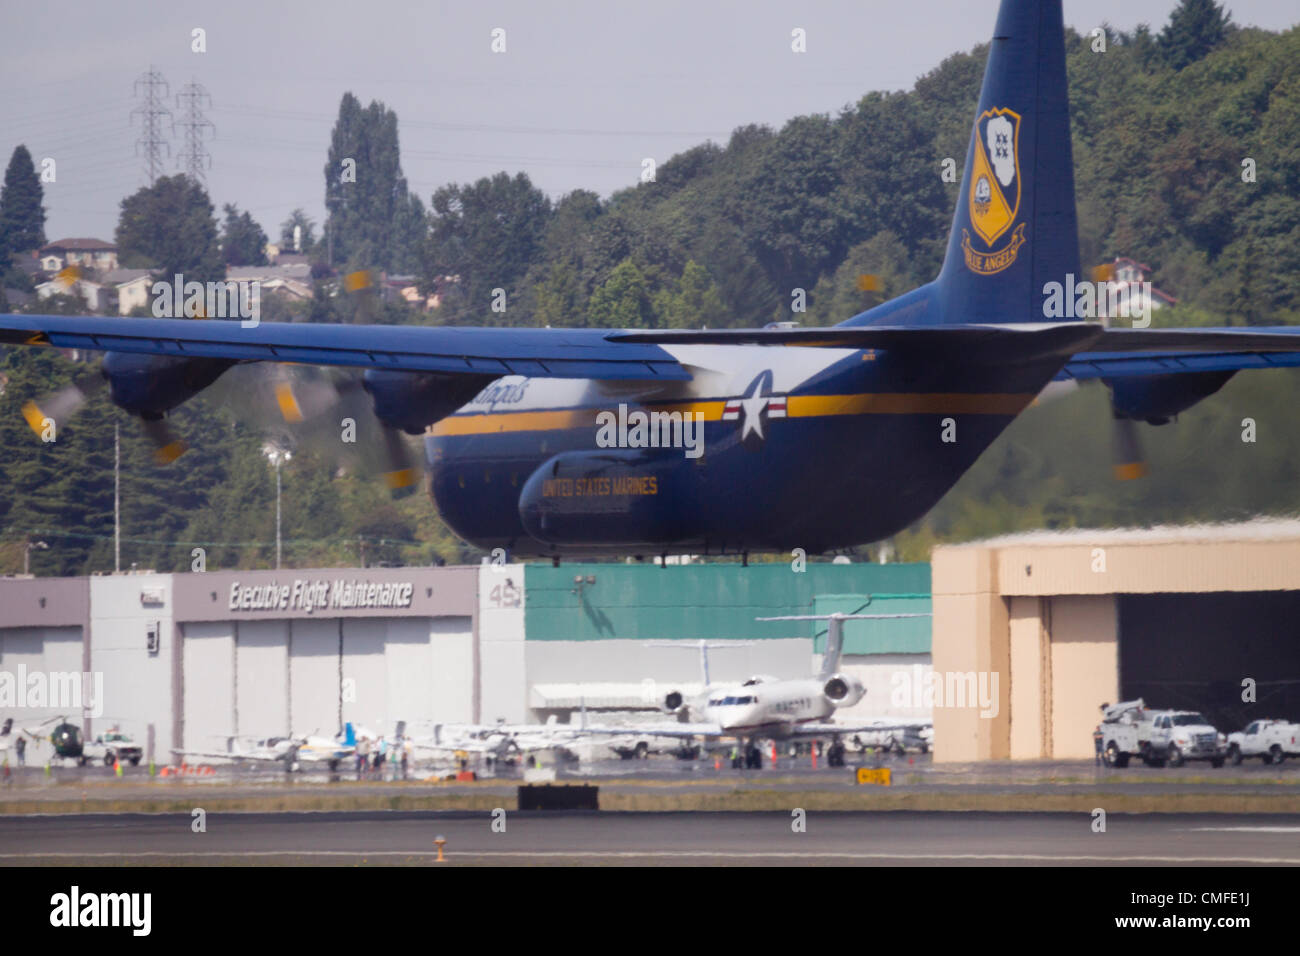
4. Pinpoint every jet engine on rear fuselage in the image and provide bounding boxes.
[822,673,866,709]
[661,690,686,715]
